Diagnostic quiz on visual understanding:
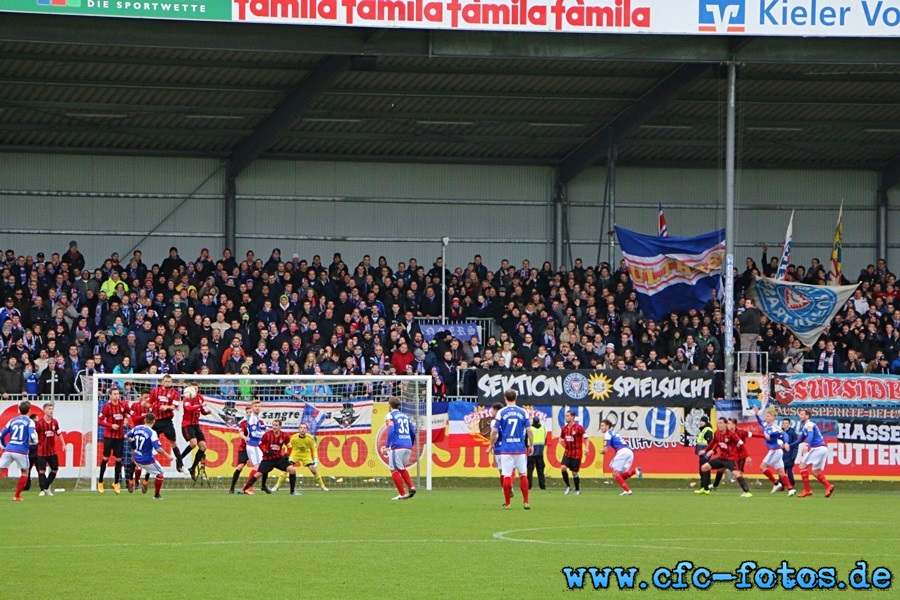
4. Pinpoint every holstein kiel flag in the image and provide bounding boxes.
[615,226,725,321]
[752,277,858,346]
